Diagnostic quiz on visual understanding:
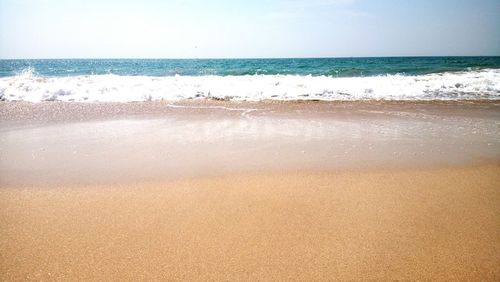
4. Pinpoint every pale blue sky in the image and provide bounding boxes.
[1,0,499,58]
